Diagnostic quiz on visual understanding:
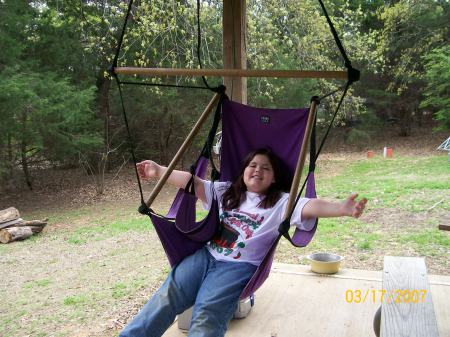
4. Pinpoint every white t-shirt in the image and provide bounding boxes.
[202,181,316,266]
